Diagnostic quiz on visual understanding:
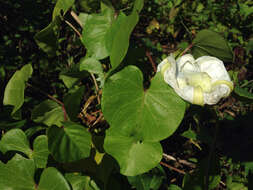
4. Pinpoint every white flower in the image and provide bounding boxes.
[157,54,233,105]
